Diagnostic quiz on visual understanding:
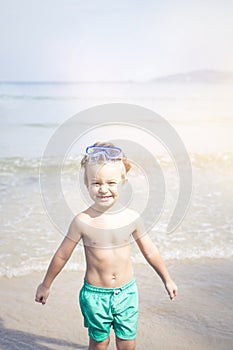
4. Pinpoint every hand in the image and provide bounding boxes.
[35,283,50,305]
[165,280,178,301]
